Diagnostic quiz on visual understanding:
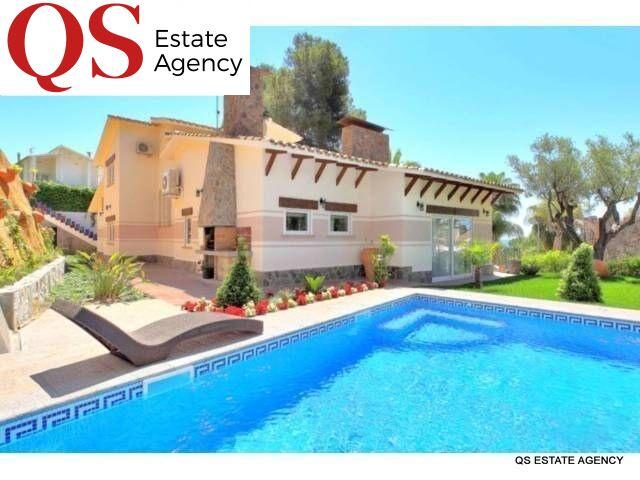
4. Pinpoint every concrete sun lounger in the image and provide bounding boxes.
[51,299,264,366]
